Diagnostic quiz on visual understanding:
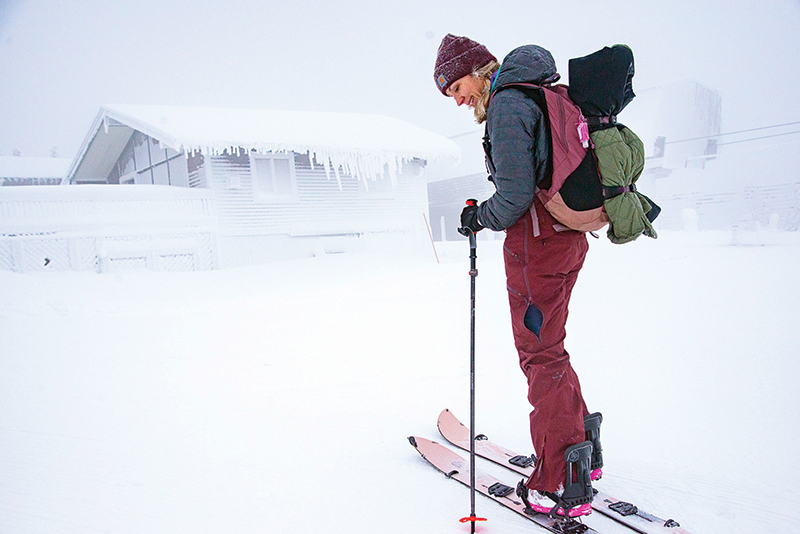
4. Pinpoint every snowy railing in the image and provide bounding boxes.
[0,185,219,272]
[0,184,215,234]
